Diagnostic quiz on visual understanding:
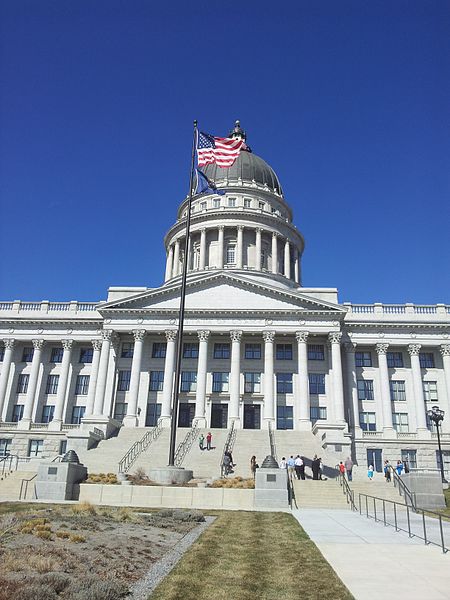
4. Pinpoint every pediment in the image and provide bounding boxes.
[99,273,345,315]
